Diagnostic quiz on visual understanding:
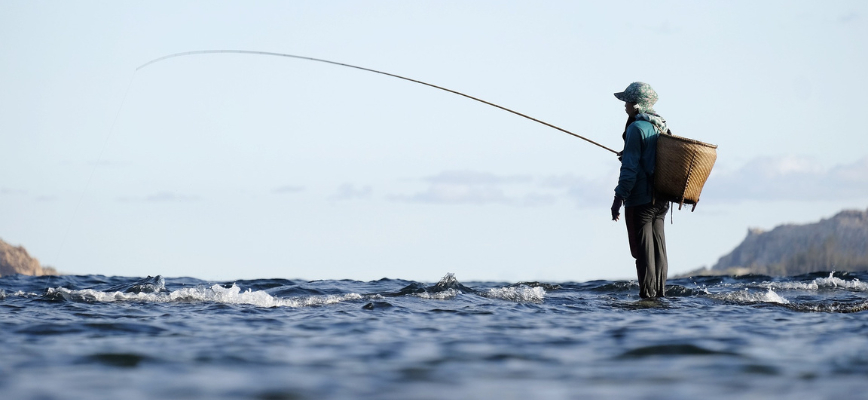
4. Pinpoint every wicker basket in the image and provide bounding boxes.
[654,133,717,211]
